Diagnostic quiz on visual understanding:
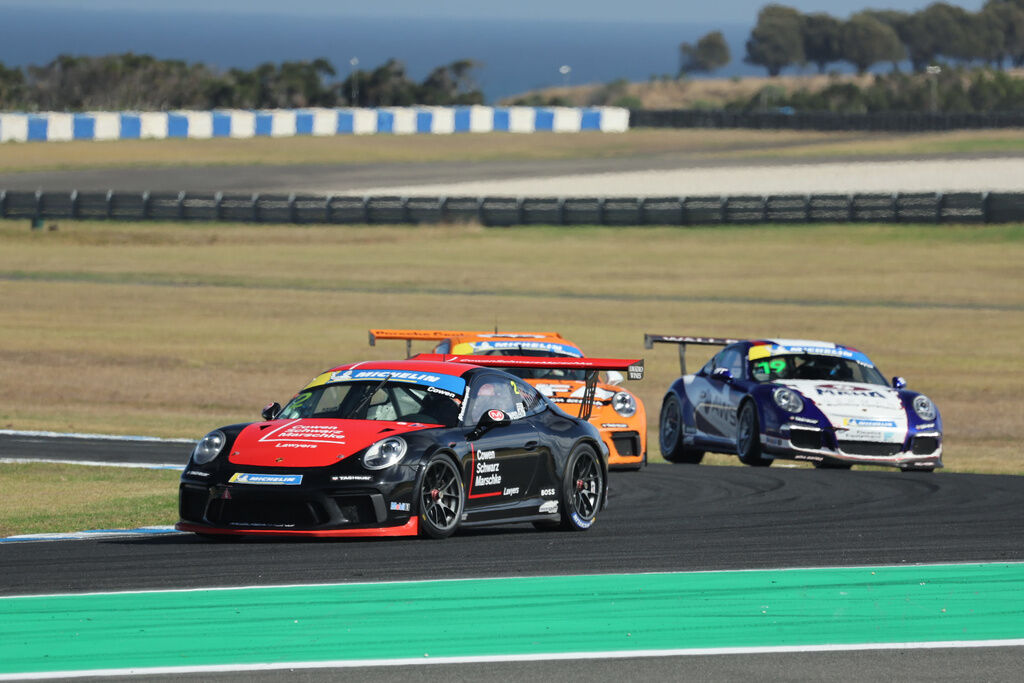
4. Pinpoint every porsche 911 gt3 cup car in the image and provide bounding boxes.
[369,329,648,470]
[645,335,942,472]
[177,354,644,539]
